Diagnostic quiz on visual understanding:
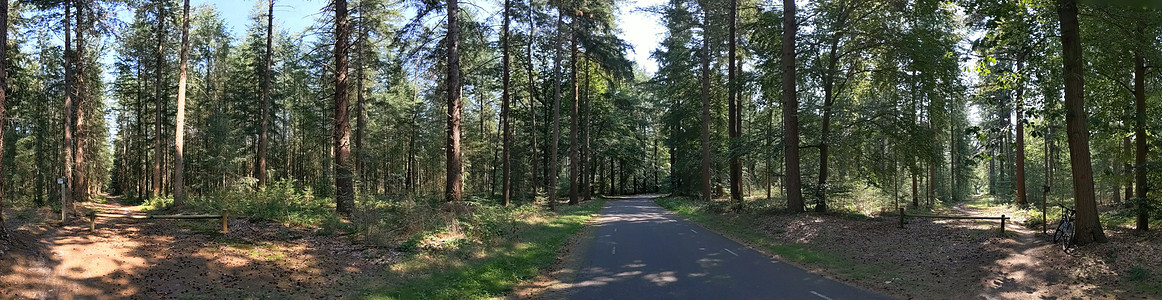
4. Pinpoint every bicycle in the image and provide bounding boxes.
[1053,204,1076,252]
